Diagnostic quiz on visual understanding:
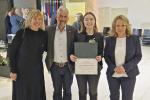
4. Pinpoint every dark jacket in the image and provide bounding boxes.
[45,24,77,73]
[104,35,142,77]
